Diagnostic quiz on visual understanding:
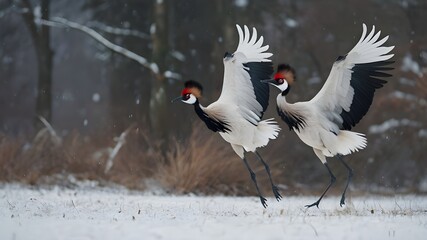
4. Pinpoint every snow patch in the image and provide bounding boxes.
[369,118,421,134]
[307,75,321,85]
[401,53,423,77]
[234,0,248,8]
[399,77,416,87]
[92,93,101,102]
[150,63,159,74]
[33,5,41,23]
[390,91,418,101]
[418,129,427,138]
[170,50,186,61]
[285,18,298,28]
[389,91,427,105]
[400,0,409,8]
[150,23,156,35]
[164,70,181,79]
